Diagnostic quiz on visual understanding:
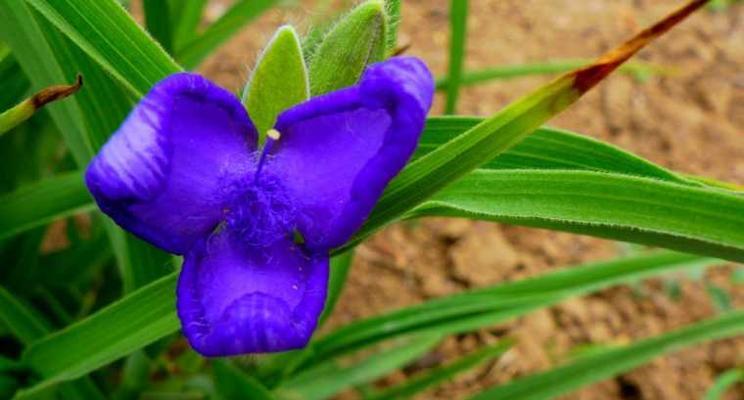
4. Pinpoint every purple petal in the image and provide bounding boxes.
[270,57,434,251]
[85,73,258,254]
[177,230,328,356]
